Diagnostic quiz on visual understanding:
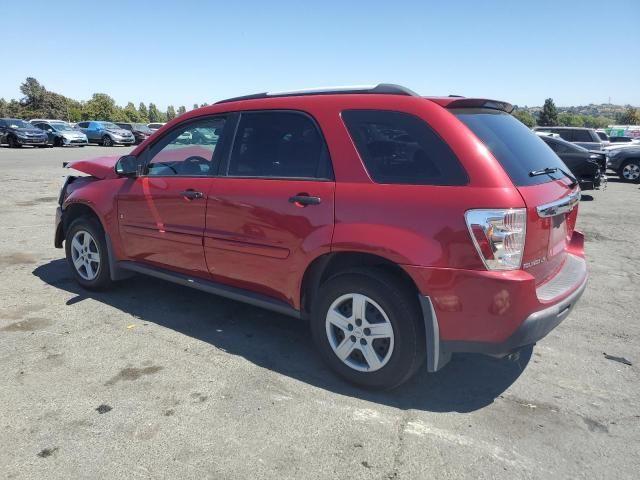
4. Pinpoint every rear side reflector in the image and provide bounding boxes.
[465,209,527,270]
